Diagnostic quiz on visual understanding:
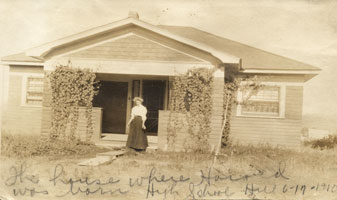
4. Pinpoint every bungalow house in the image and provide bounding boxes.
[0,12,320,150]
